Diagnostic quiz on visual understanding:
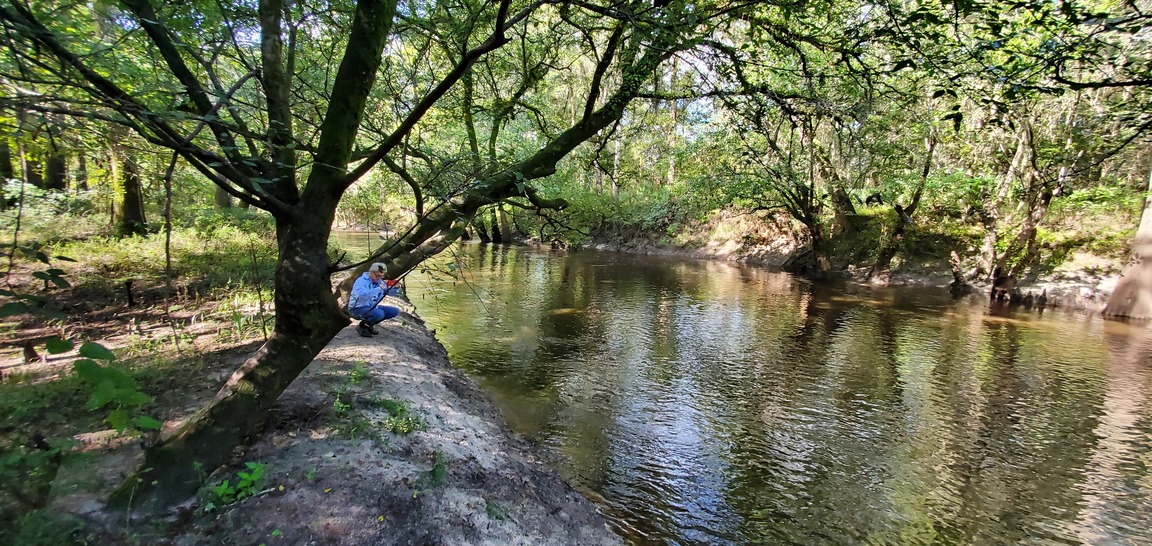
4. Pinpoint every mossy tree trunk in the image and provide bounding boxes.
[213,186,233,209]
[498,205,512,242]
[114,148,147,236]
[116,212,346,507]
[74,153,88,191]
[490,207,503,244]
